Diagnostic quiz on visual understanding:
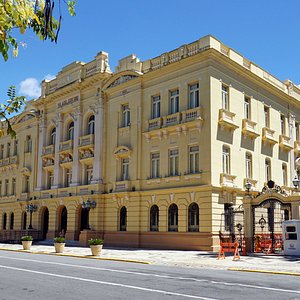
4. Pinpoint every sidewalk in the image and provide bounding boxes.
[0,243,299,275]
